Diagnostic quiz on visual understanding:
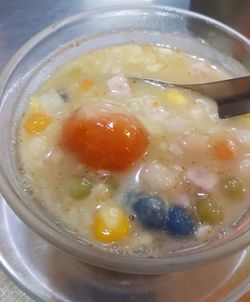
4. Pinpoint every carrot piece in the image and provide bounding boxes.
[213,139,236,160]
[79,79,93,91]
